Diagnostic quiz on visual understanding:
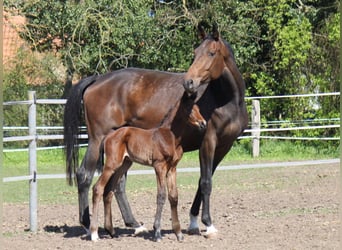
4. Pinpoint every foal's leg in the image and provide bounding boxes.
[90,164,117,241]
[103,158,147,237]
[166,166,183,241]
[153,163,168,242]
[103,175,115,237]
[113,161,147,234]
